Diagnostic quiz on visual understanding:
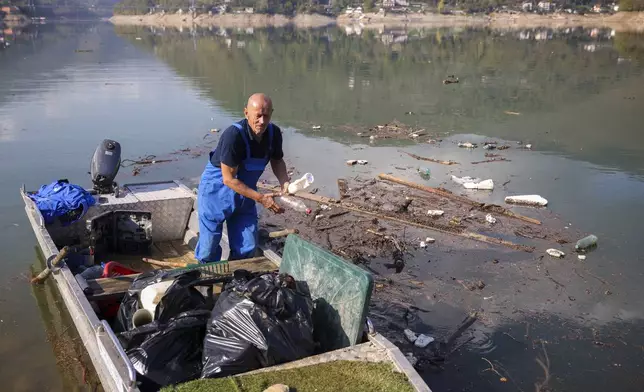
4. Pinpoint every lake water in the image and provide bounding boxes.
[1,21,643,391]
